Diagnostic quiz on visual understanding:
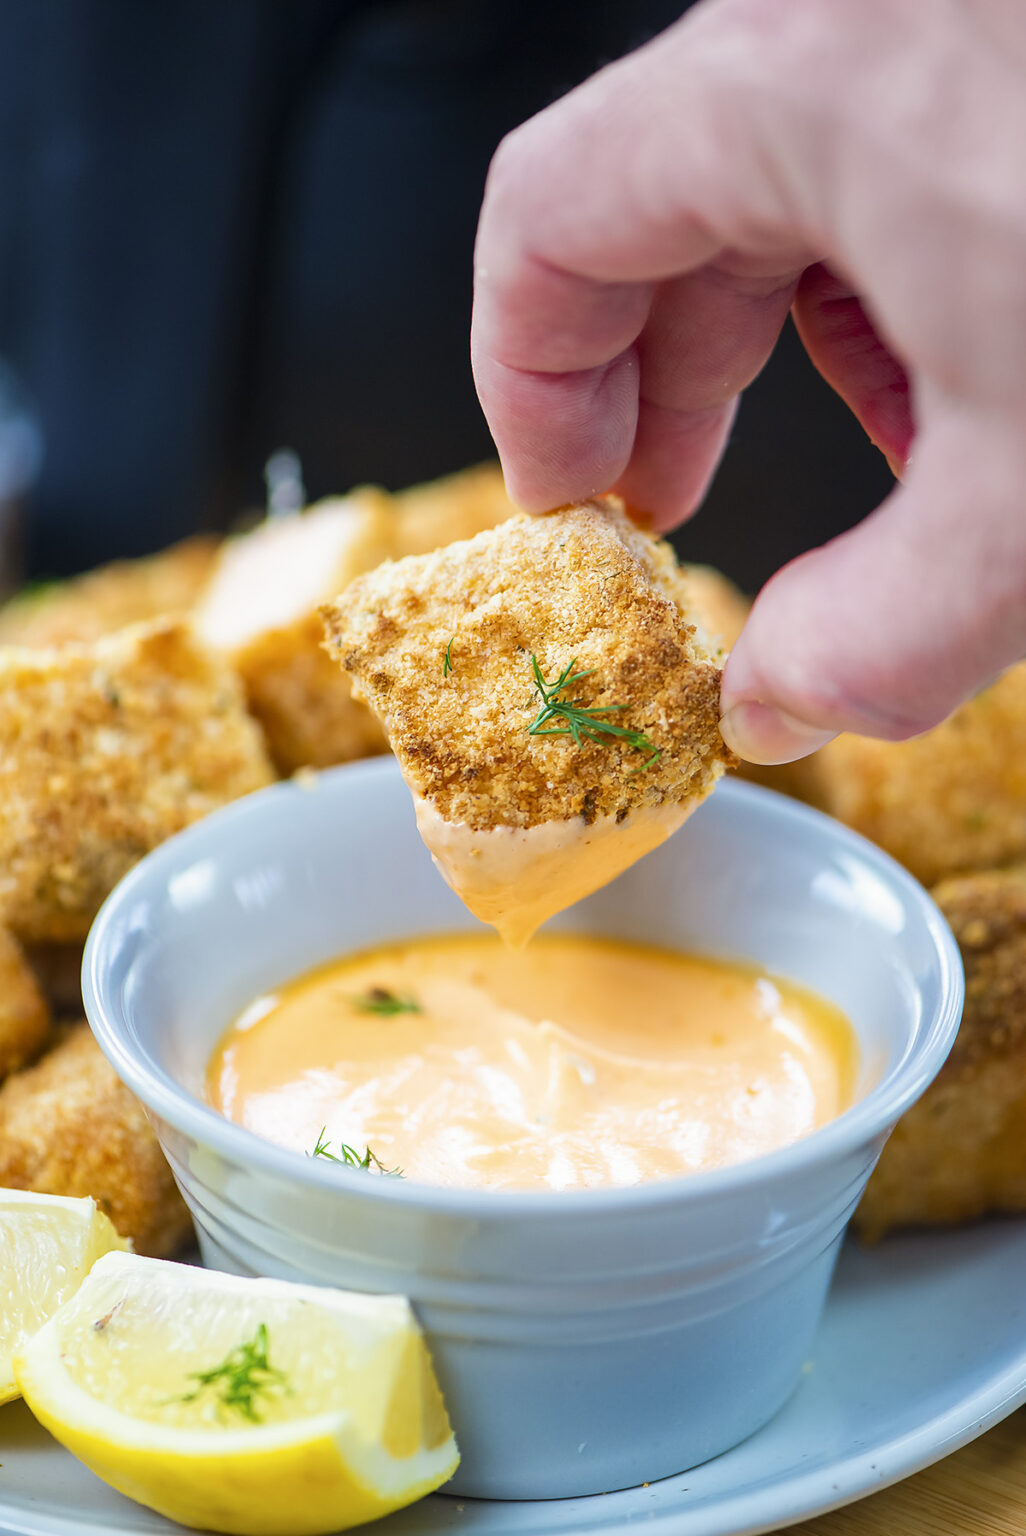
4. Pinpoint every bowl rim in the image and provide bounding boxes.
[83,762,965,1220]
